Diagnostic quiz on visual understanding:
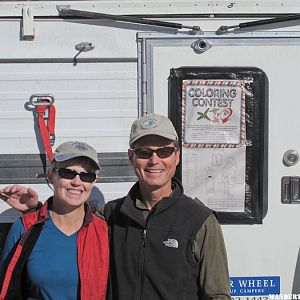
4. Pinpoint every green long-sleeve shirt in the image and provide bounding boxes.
[135,198,231,300]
